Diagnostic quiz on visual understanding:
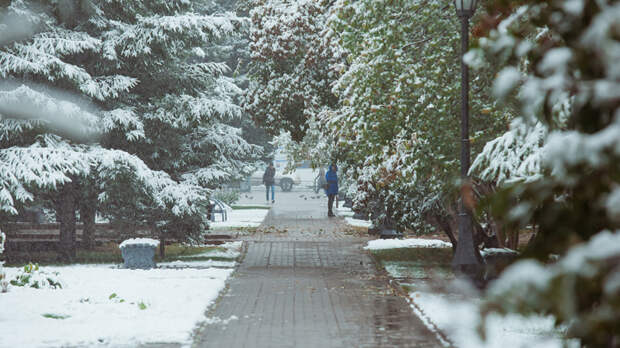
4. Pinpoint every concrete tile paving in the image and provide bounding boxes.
[193,187,443,347]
